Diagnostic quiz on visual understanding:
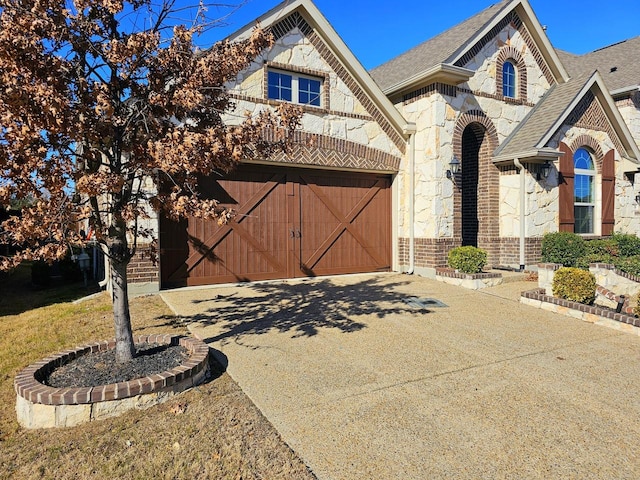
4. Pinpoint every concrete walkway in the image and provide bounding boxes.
[161,273,640,479]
